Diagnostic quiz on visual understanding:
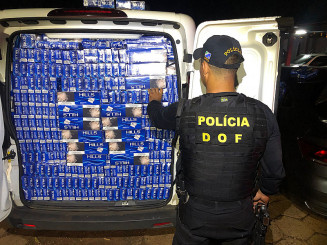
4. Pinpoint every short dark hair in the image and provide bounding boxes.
[204,54,241,76]
[225,54,242,66]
